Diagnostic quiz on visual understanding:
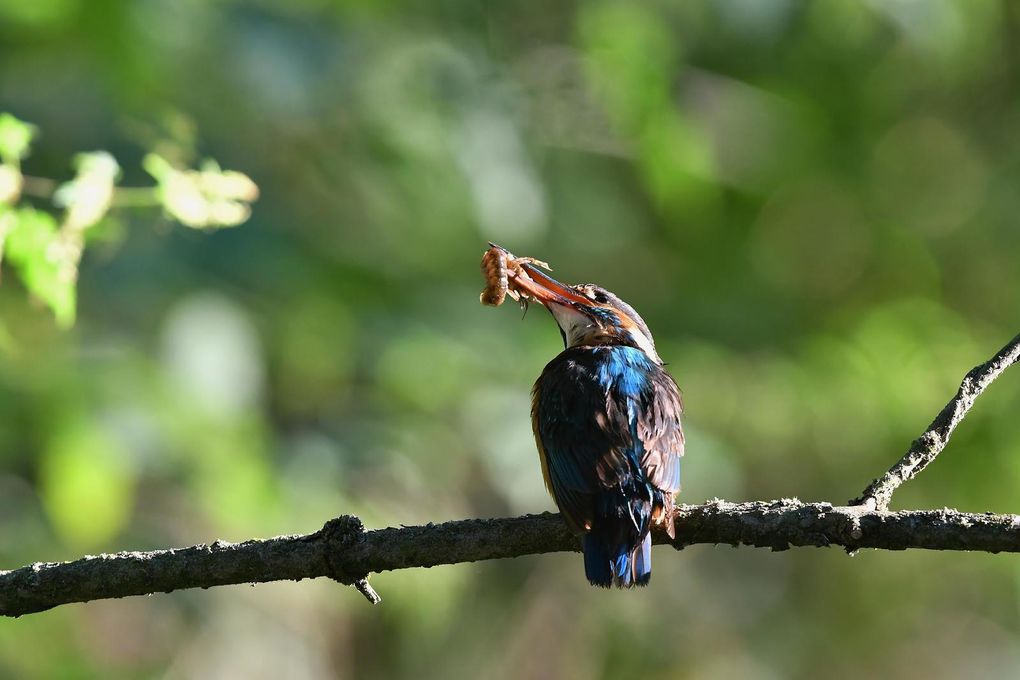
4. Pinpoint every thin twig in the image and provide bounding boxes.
[18,175,57,197]
[353,578,382,605]
[19,175,160,207]
[109,187,160,208]
[5,501,1020,618]
[852,333,1020,510]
